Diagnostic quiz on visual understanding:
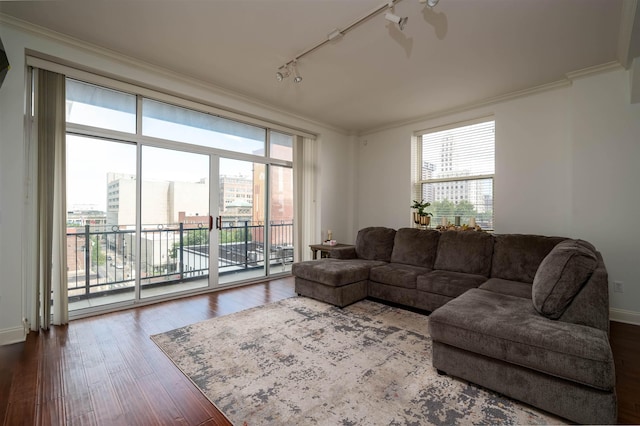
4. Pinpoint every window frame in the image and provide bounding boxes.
[414,117,495,230]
